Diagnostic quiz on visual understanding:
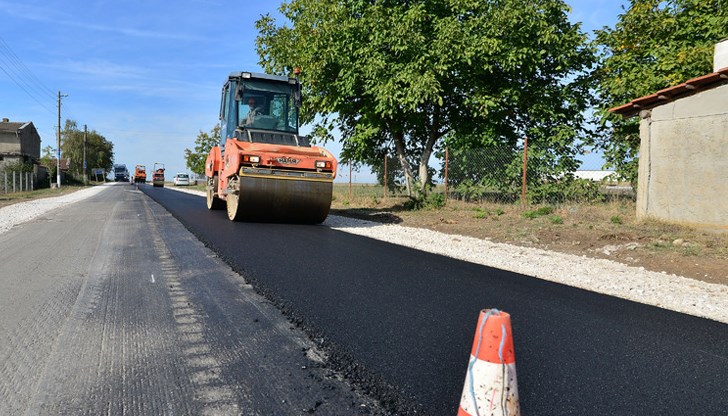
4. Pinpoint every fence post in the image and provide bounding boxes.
[13,171,16,193]
[383,153,388,198]
[349,162,352,199]
[31,172,34,191]
[444,145,449,202]
[3,171,6,193]
[521,136,529,210]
